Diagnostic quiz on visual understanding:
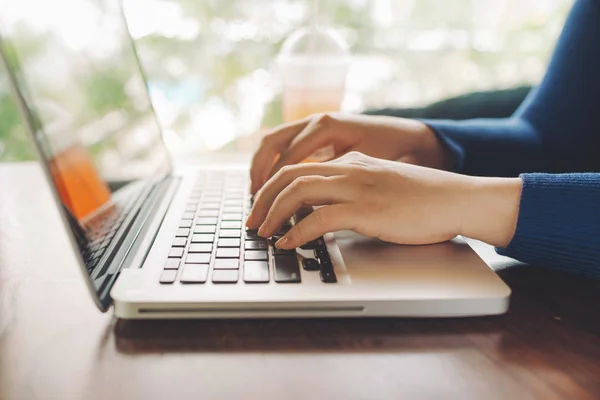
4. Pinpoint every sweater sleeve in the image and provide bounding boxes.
[497,173,600,278]
[422,0,600,177]
[419,0,600,277]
